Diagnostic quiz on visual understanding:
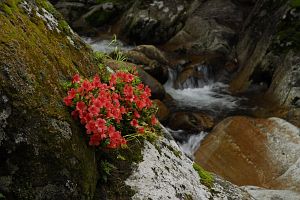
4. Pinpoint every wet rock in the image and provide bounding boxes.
[230,1,300,111]
[134,45,169,65]
[166,0,250,55]
[243,186,300,200]
[52,0,131,35]
[136,67,166,100]
[168,112,214,133]
[195,116,300,193]
[125,45,169,84]
[0,1,98,198]
[118,0,191,44]
[175,65,206,89]
[125,131,253,200]
[153,99,170,122]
